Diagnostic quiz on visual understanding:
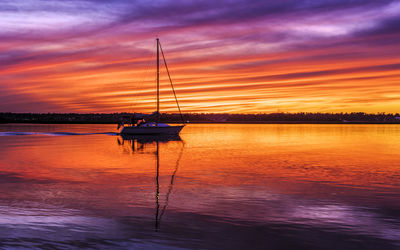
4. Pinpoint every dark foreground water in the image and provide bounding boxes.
[0,123,400,249]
